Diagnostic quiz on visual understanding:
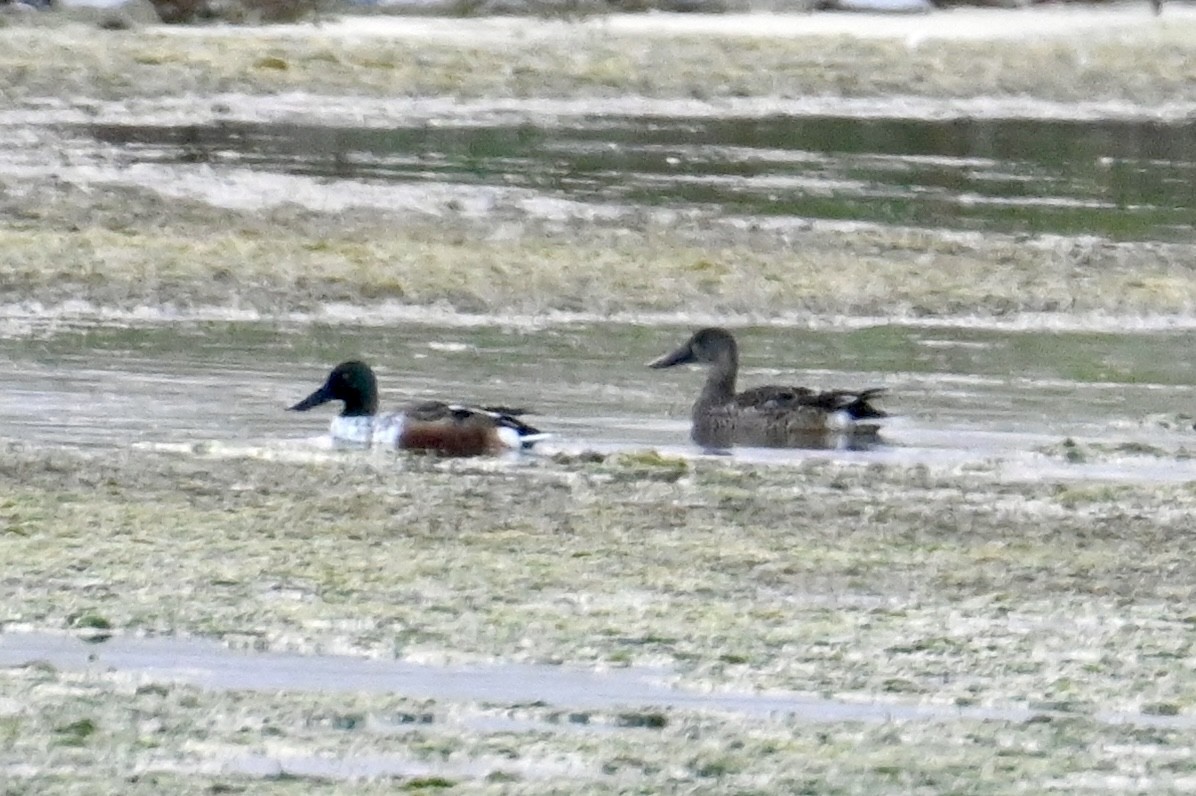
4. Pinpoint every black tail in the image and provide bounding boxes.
[843,388,887,420]
[456,405,547,447]
[495,412,543,438]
